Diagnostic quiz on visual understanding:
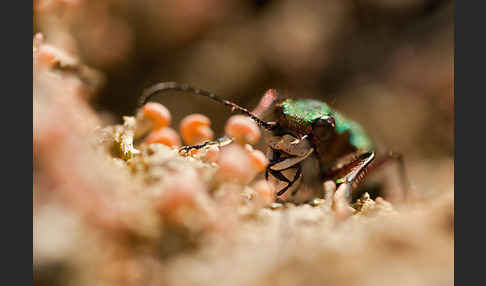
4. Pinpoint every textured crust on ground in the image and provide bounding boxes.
[34,33,453,286]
